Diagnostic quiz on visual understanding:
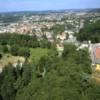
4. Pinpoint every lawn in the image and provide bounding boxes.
[30,48,51,63]
[0,48,53,69]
